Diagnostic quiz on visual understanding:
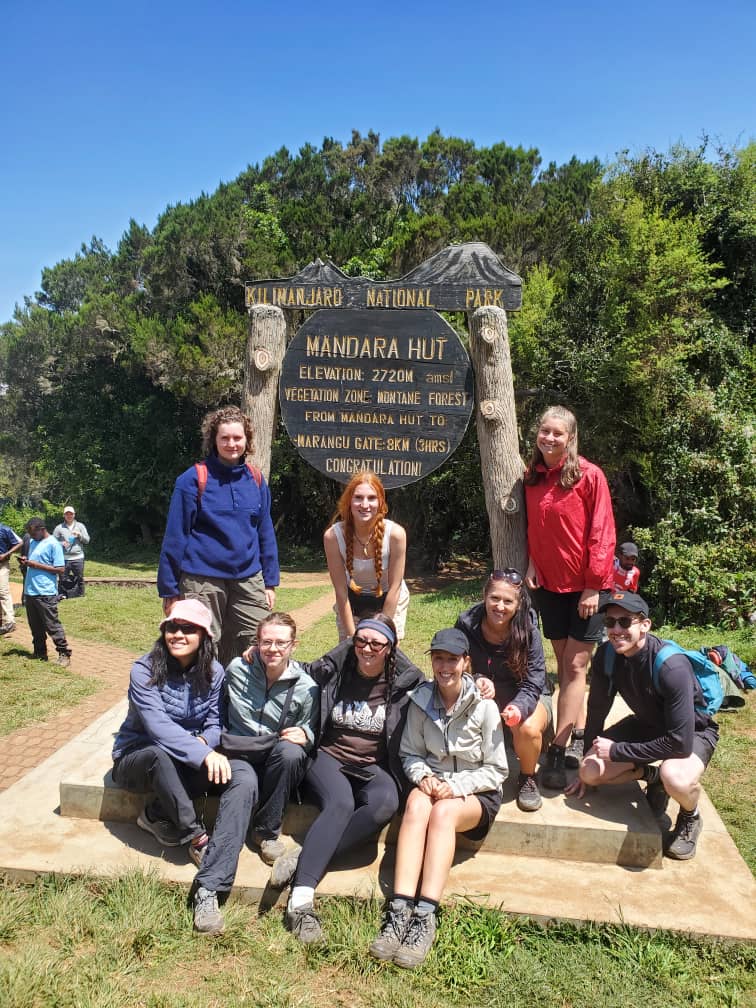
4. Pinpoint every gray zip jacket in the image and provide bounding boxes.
[400,674,508,797]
